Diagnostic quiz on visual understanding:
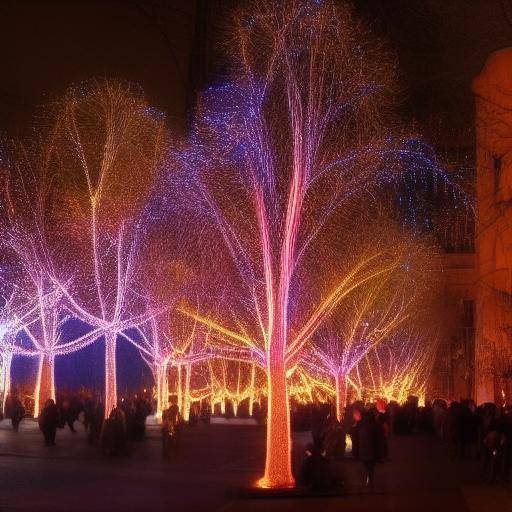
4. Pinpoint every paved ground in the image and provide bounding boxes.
[0,418,511,512]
